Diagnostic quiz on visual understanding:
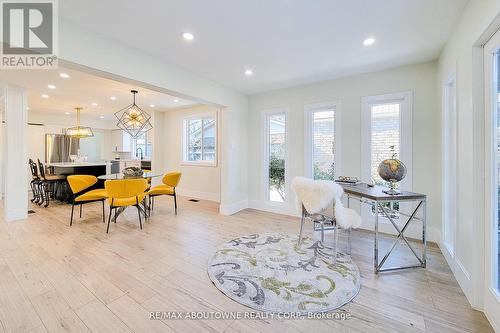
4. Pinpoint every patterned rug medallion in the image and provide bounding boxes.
[207,233,360,313]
